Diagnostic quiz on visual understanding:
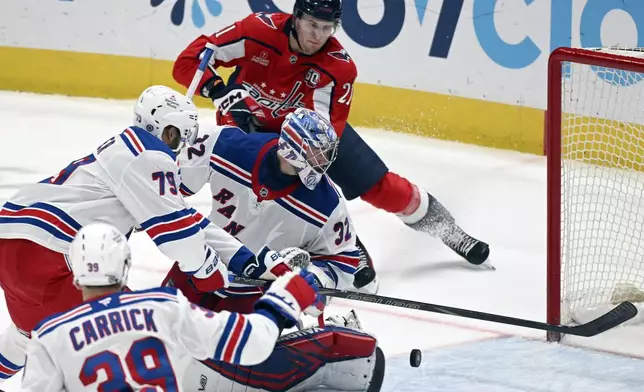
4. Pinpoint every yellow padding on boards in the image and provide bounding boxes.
[0,46,187,100]
[562,115,644,171]
[352,83,543,154]
[0,46,544,154]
